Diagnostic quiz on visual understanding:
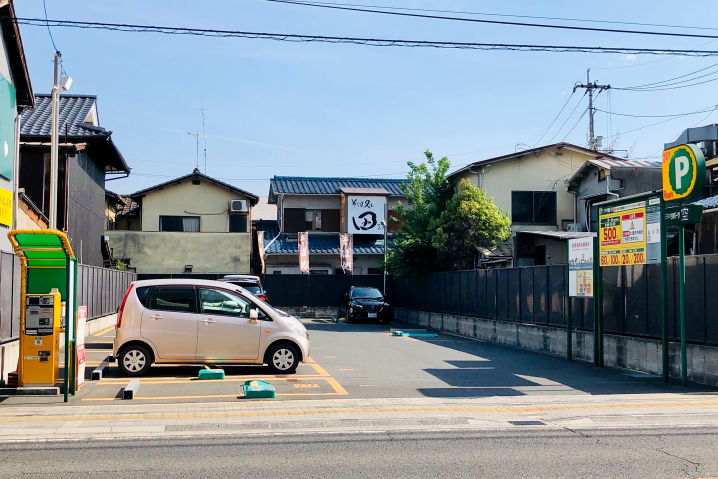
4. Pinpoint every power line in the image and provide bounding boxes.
[41,0,59,51]
[11,18,718,56]
[595,105,718,118]
[279,0,718,33]
[533,90,576,147]
[562,107,589,141]
[615,63,718,89]
[548,92,587,143]
[615,74,718,91]
[266,0,718,41]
